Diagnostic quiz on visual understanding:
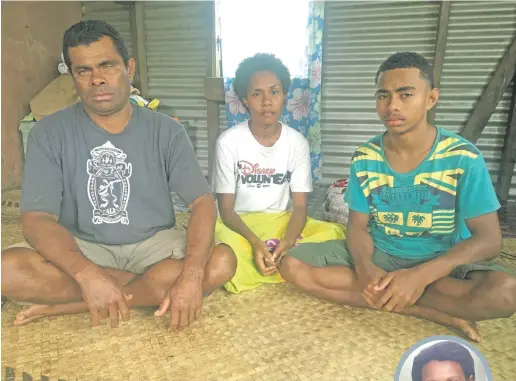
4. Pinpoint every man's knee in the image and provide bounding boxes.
[207,244,237,285]
[140,259,179,301]
[1,248,39,294]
